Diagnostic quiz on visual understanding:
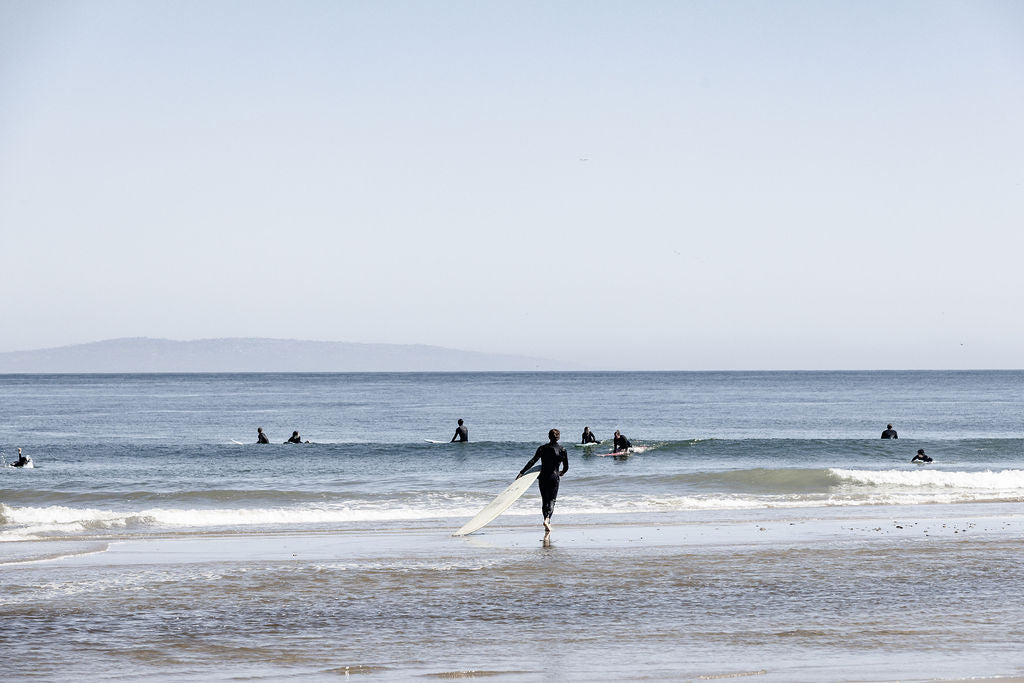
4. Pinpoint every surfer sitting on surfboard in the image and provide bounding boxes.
[612,430,632,453]
[581,426,599,444]
[451,419,468,443]
[256,427,270,444]
[517,429,569,533]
